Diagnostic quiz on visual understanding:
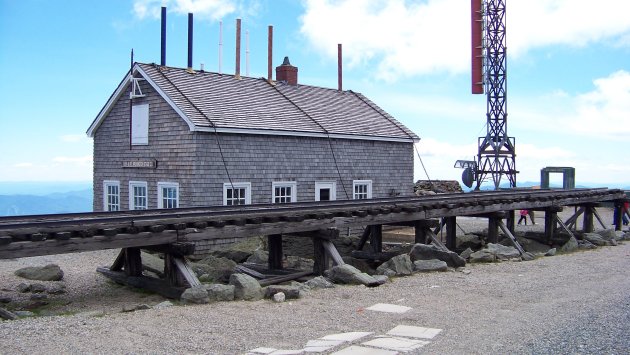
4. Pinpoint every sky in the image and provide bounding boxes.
[1,0,629,189]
